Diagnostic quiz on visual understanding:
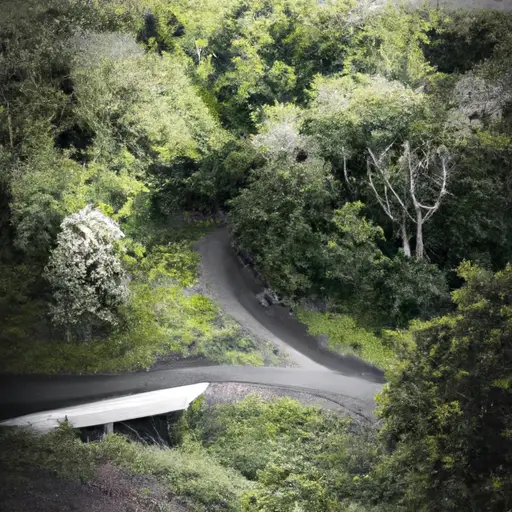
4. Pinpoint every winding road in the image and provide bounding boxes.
[0,228,384,423]
[198,228,384,379]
